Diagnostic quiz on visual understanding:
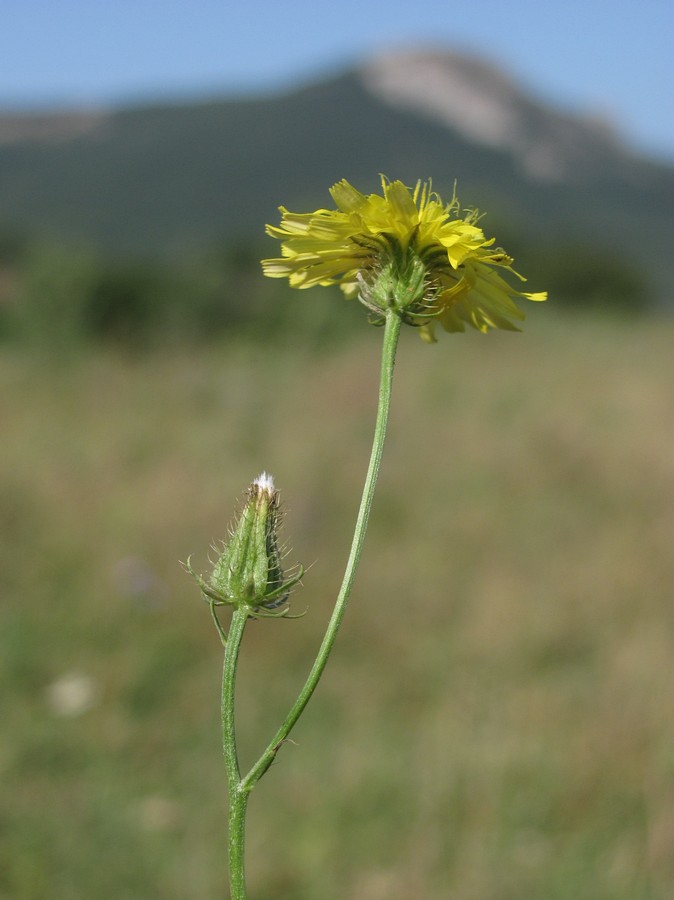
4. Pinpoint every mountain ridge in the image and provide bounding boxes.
[361,49,635,181]
[0,48,672,299]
